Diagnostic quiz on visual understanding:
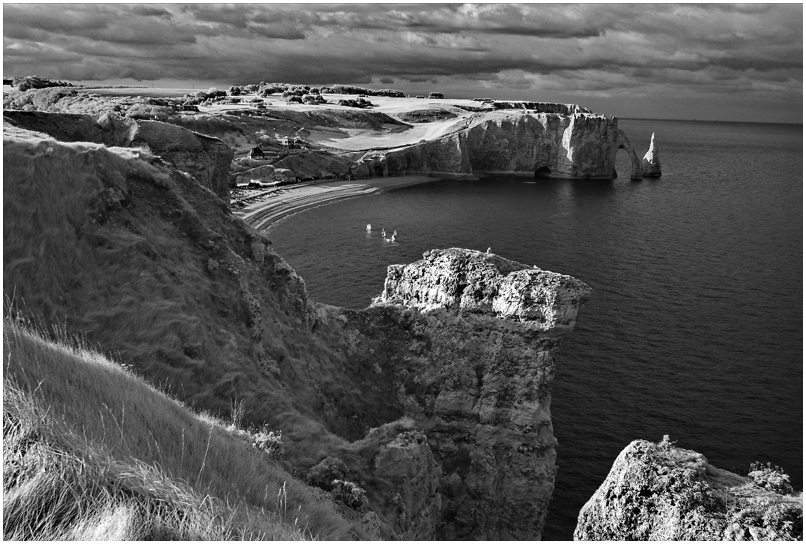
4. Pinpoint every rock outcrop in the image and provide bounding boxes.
[642,132,662,177]
[233,164,297,185]
[3,111,233,199]
[131,120,233,199]
[368,248,592,539]
[574,438,803,540]
[373,430,443,539]
[361,111,645,180]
